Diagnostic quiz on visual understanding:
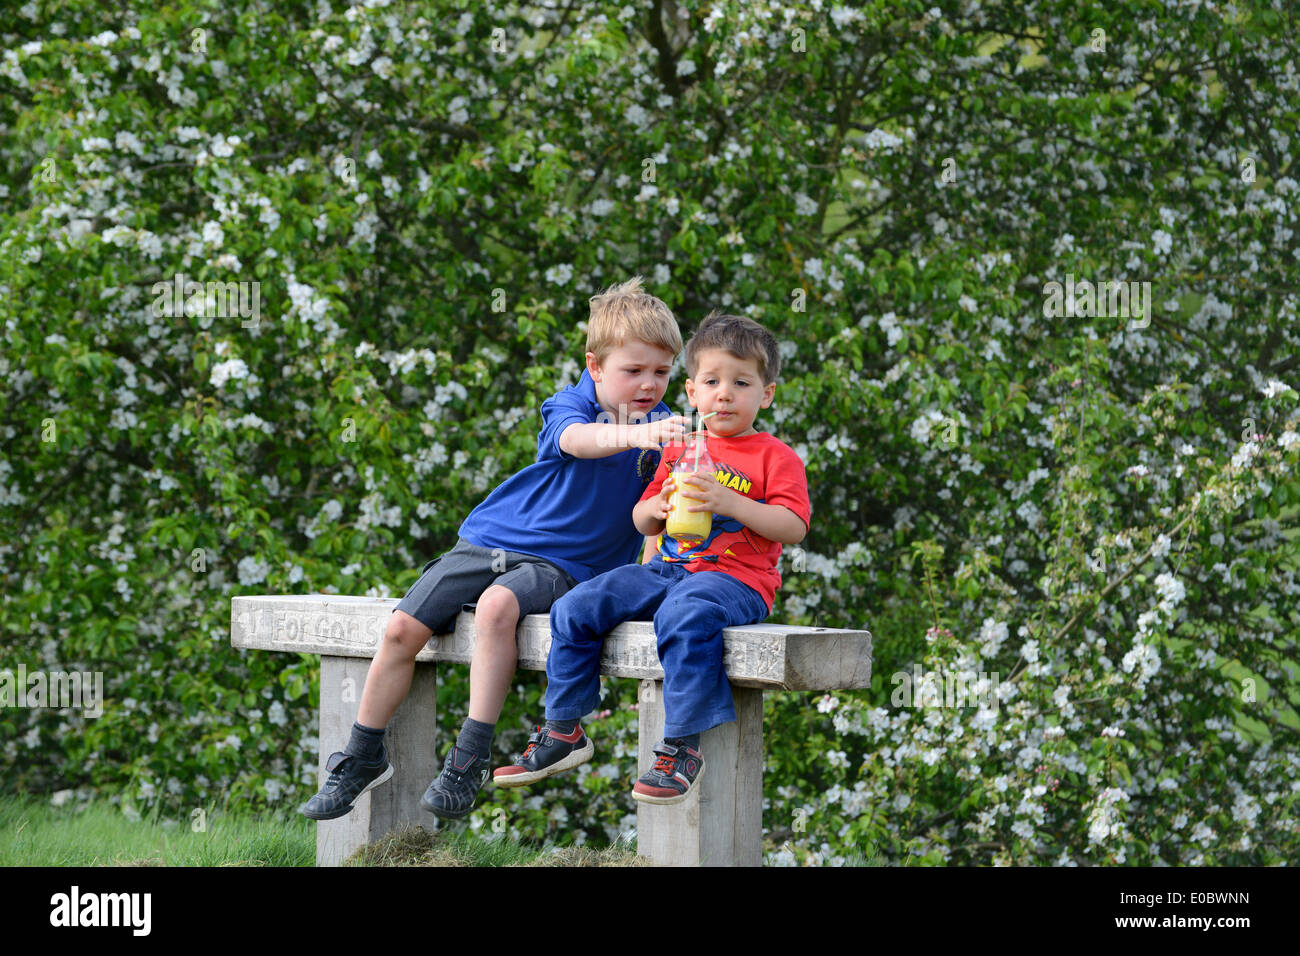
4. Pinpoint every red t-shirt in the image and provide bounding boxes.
[640,432,812,611]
